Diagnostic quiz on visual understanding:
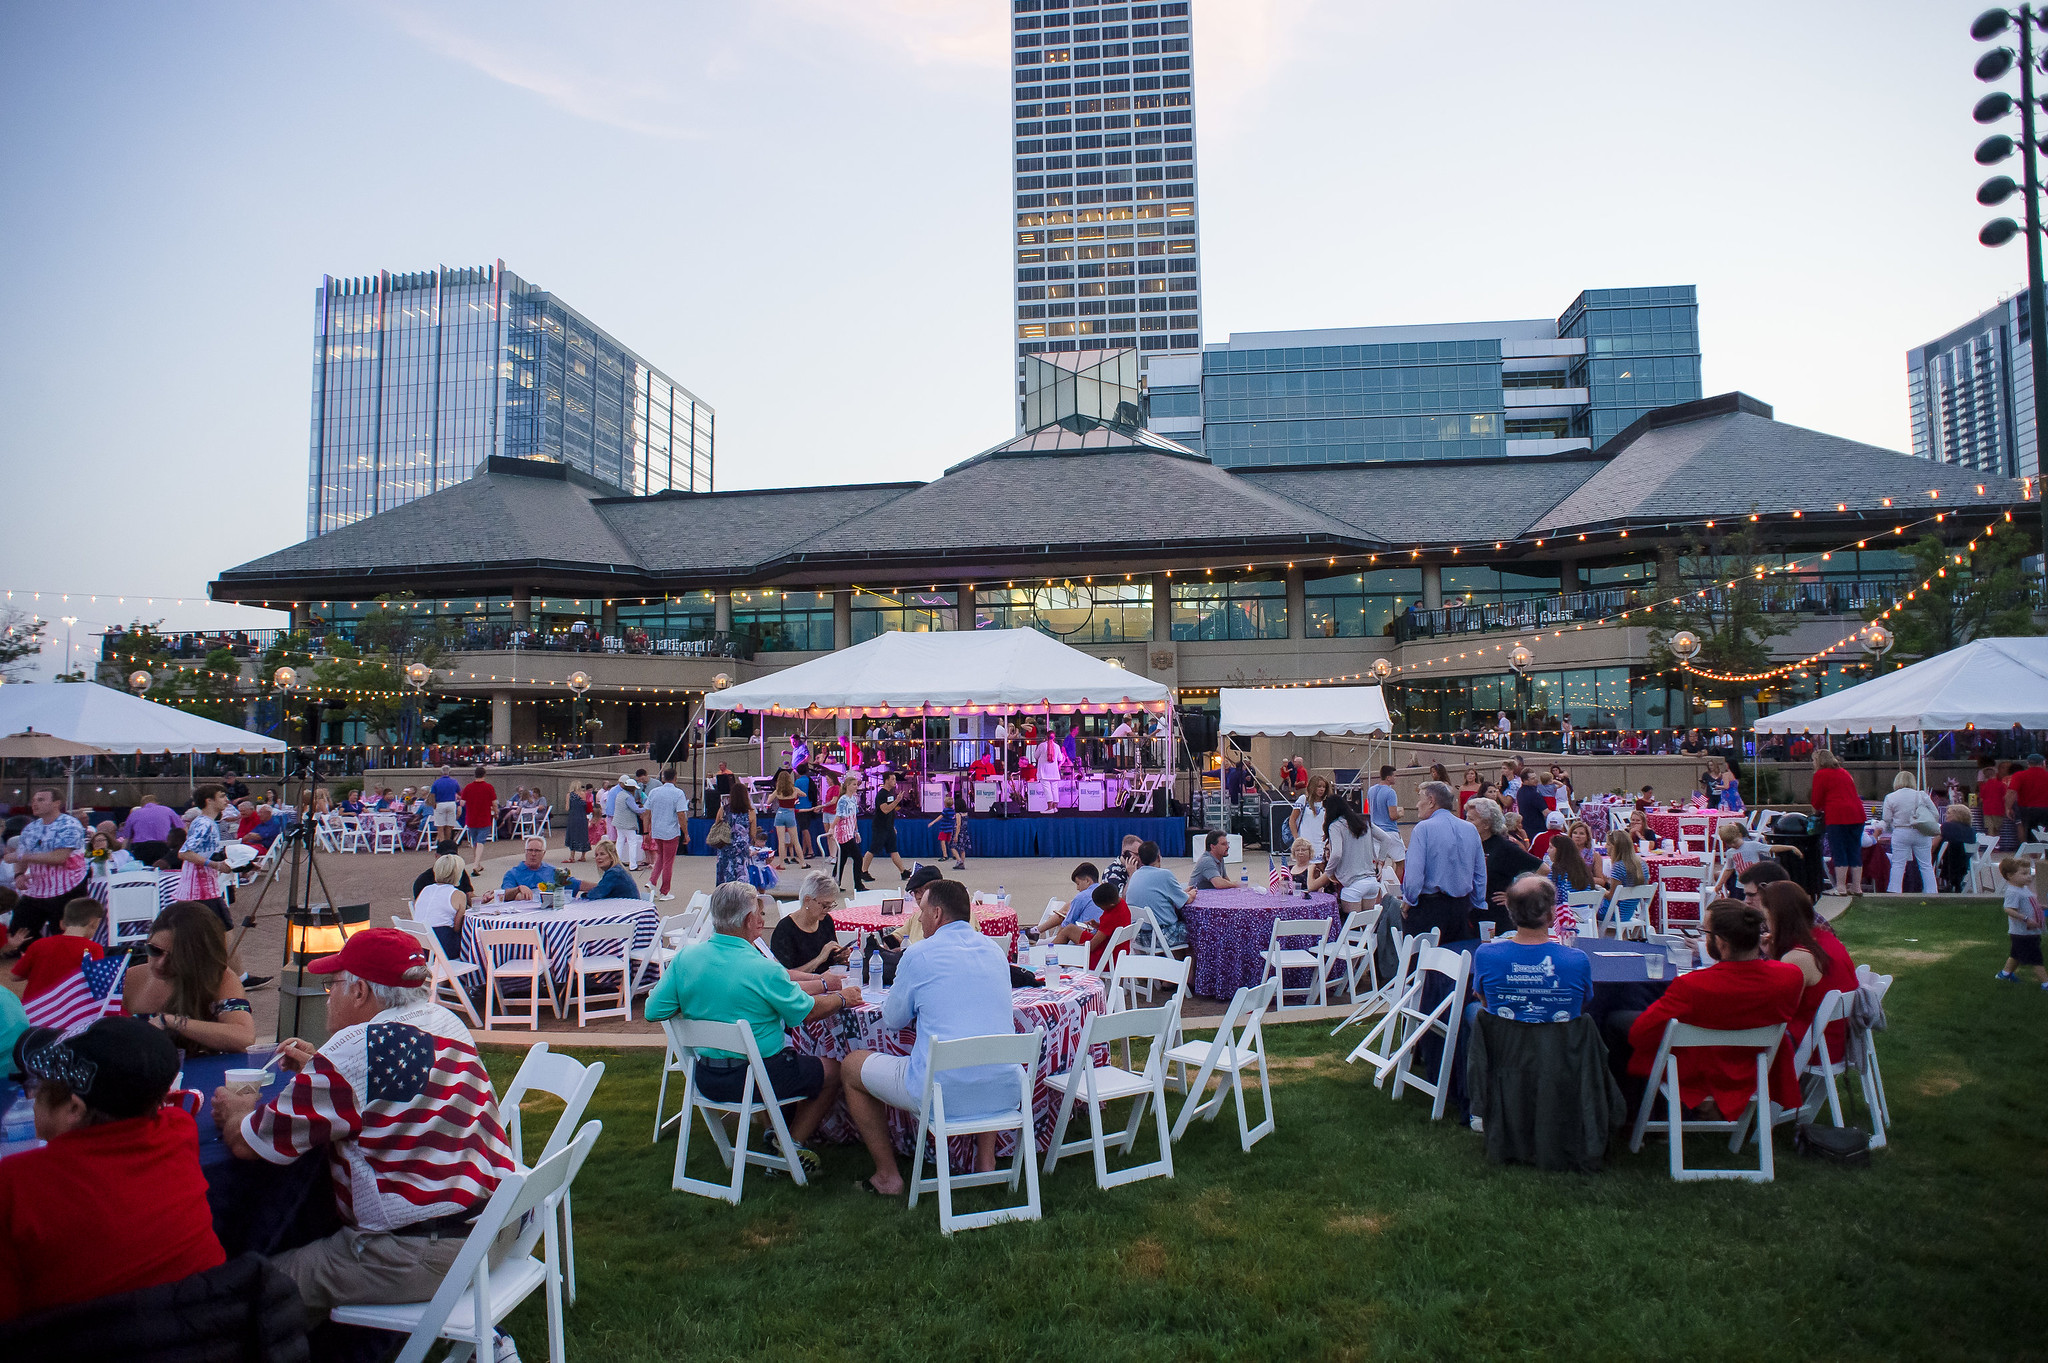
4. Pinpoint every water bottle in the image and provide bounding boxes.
[2,1090,35,1144]
[1241,869,1250,889]
[866,945,881,988]
[997,884,1008,909]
